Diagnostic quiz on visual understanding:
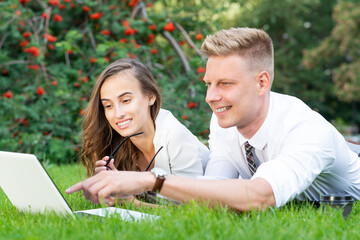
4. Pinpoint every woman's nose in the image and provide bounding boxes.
[114,105,126,118]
